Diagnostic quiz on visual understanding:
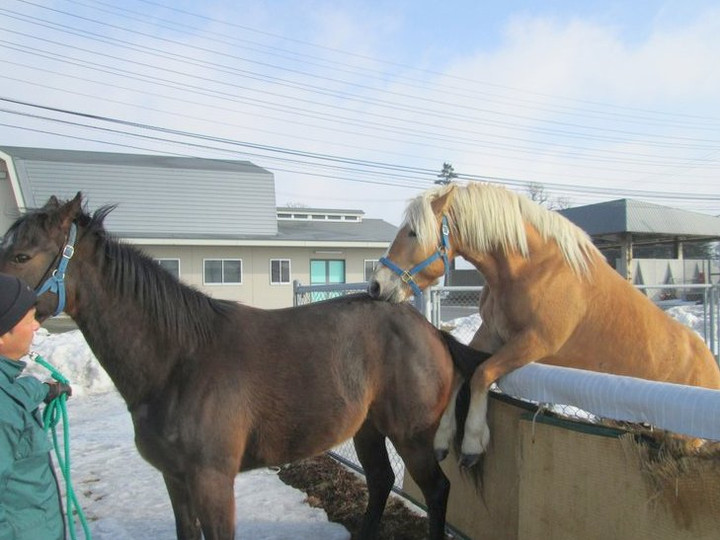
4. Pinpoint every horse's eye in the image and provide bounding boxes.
[408,230,417,238]
[13,254,30,264]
